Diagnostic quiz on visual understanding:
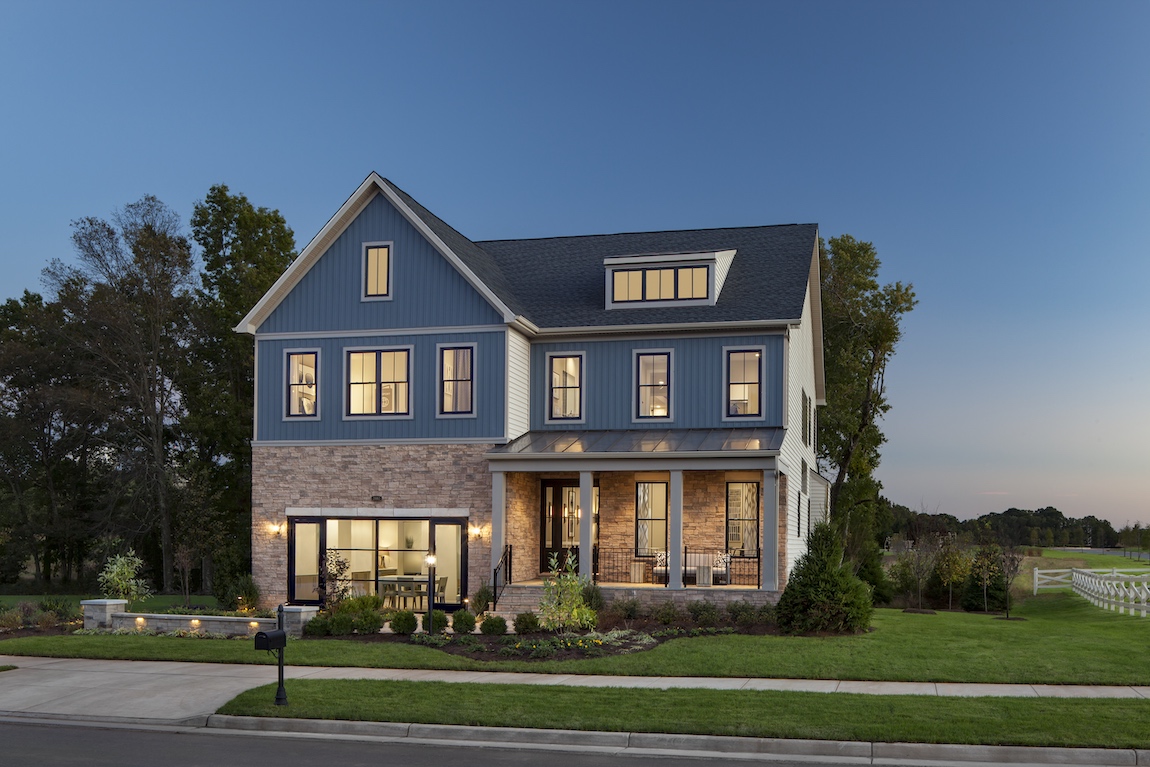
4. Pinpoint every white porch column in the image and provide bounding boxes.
[578,471,594,578]
[762,469,778,591]
[668,469,684,590]
[491,470,506,581]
